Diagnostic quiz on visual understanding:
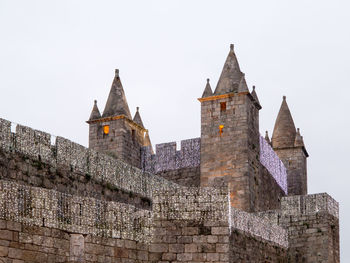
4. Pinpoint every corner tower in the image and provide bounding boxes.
[271,96,308,195]
[87,69,148,168]
[199,44,262,212]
